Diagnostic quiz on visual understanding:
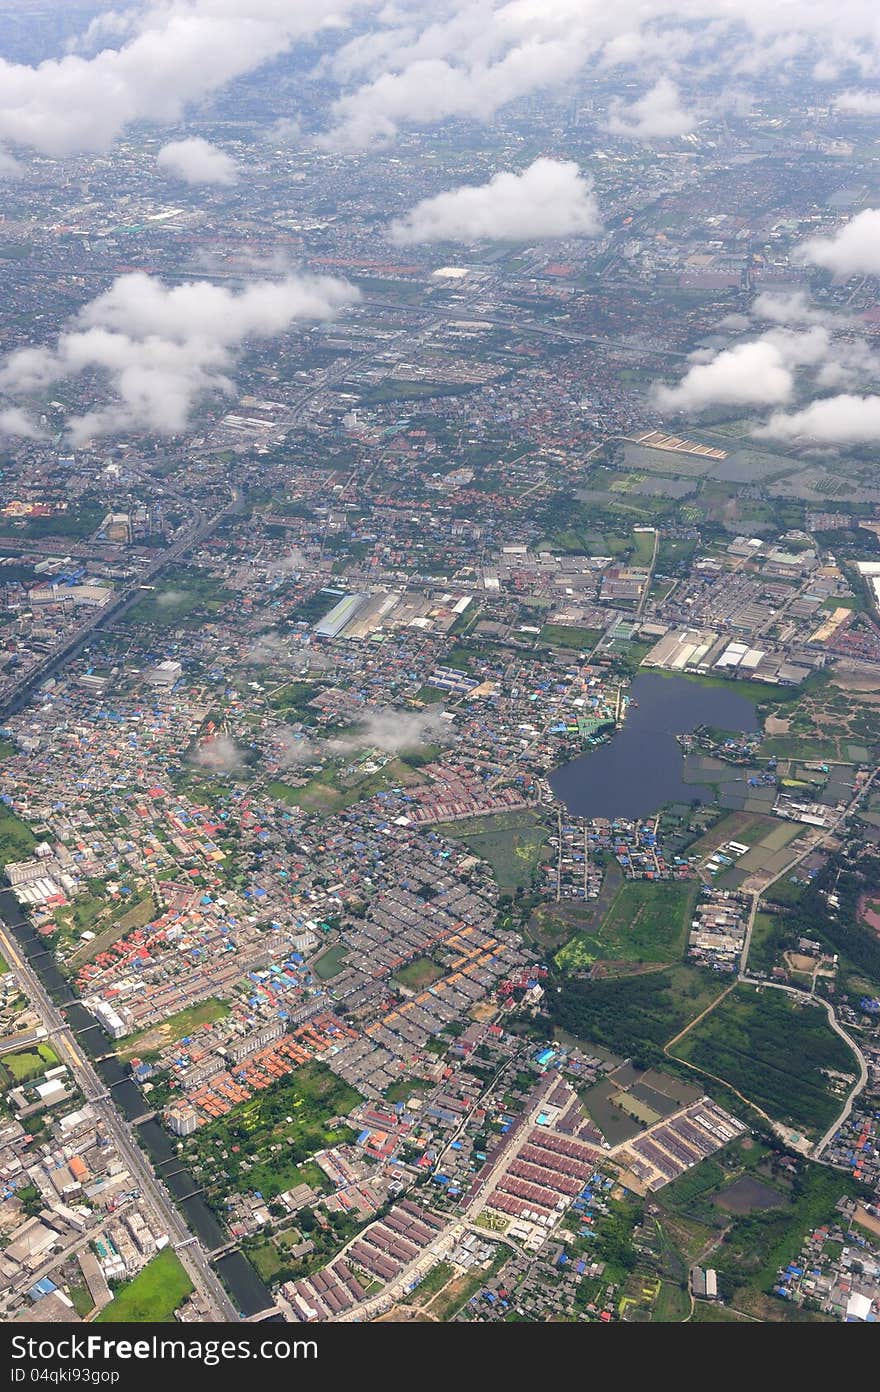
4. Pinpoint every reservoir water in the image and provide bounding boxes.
[549,672,758,820]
